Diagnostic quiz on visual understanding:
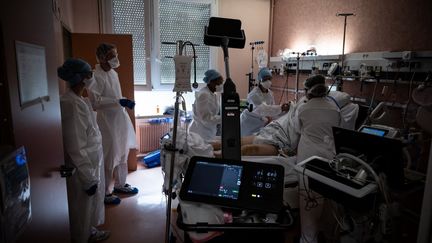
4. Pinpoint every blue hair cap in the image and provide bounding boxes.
[57,58,91,86]
[257,67,272,82]
[203,69,222,83]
